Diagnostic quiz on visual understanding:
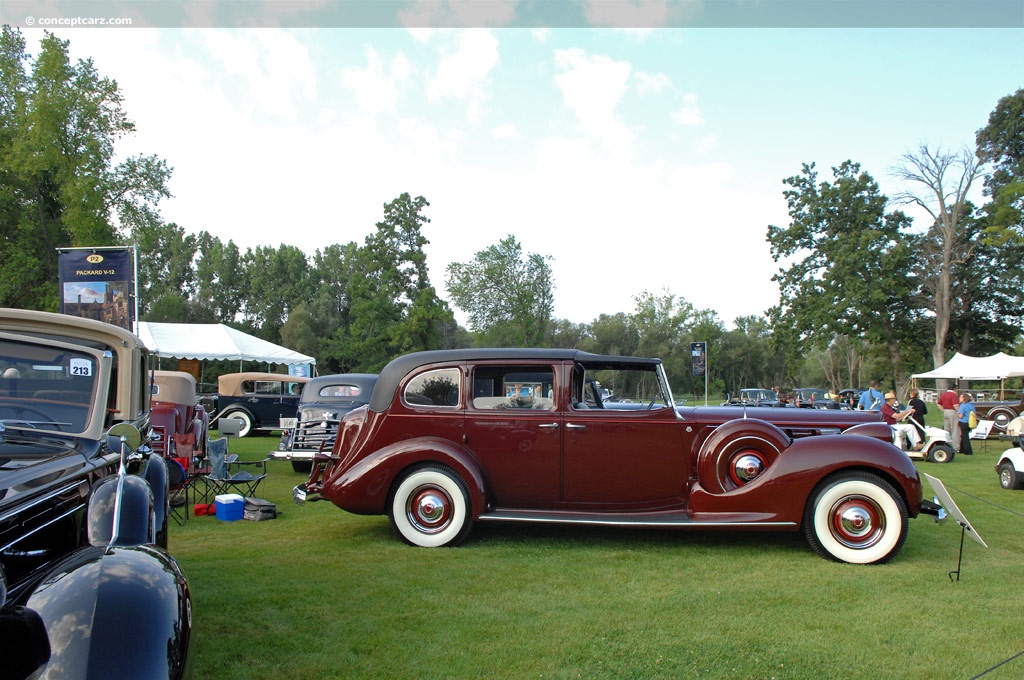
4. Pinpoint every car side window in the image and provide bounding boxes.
[471,366,554,410]
[404,368,460,408]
